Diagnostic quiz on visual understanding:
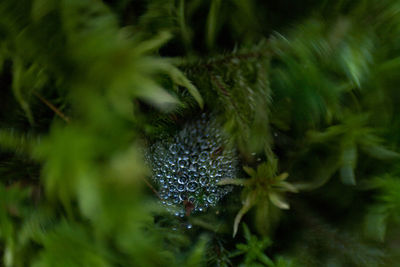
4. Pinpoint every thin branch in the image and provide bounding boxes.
[180,49,270,71]
[33,92,70,123]
[141,176,161,200]
[203,51,268,69]
[34,93,163,200]
[209,72,247,127]
[209,73,230,97]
